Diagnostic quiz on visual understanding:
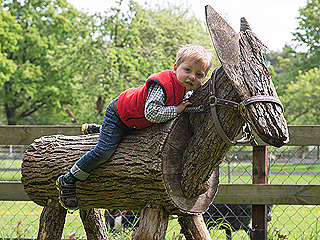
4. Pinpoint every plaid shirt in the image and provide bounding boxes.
[145,82,191,123]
